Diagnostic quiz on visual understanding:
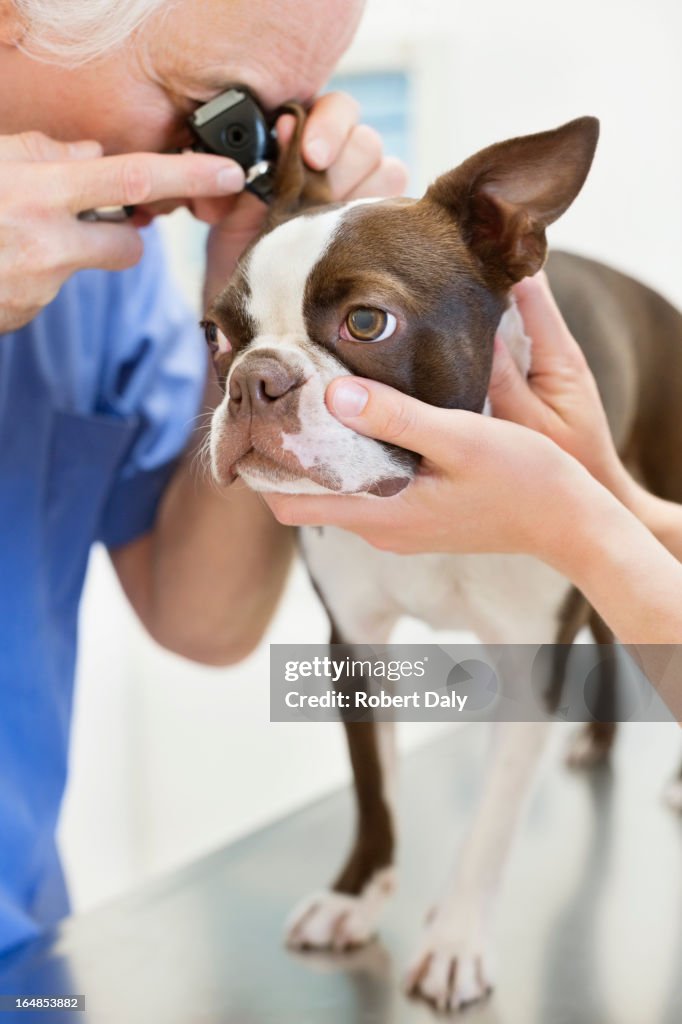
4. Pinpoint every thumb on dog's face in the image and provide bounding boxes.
[326,377,445,459]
